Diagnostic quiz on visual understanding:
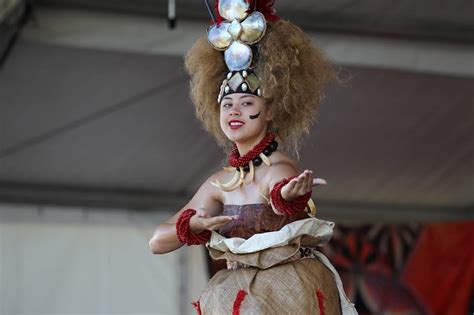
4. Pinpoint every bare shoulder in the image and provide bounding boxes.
[269,151,299,175]
[208,167,236,185]
[261,152,299,190]
[199,168,229,196]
